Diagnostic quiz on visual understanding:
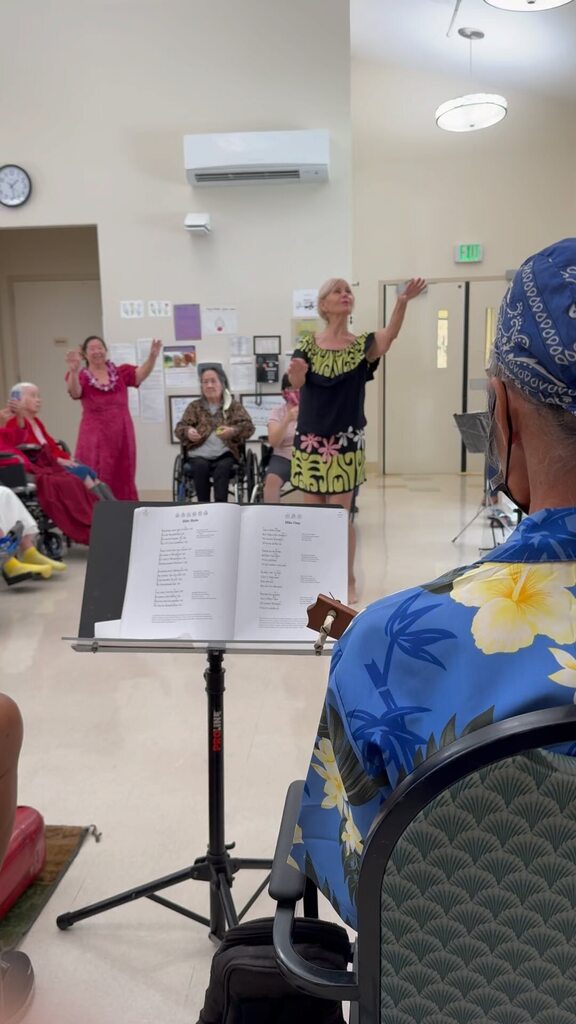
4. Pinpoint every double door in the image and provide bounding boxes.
[383,279,507,474]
